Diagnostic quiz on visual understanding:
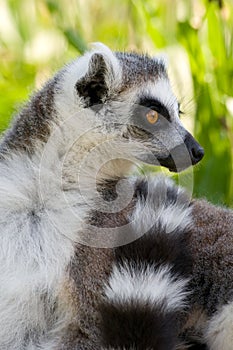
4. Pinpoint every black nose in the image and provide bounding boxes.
[184,133,204,165]
[191,144,205,163]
